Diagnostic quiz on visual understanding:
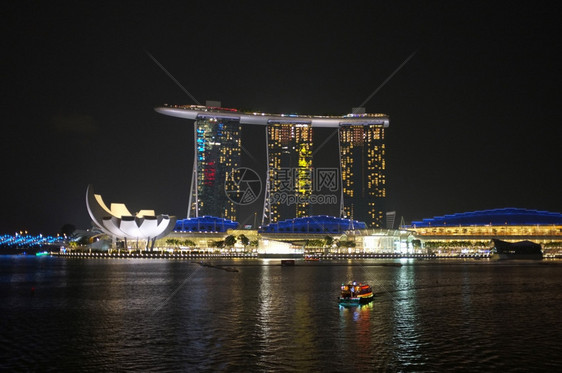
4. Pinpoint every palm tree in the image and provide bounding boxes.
[224,235,237,248]
[183,239,196,248]
[238,234,249,249]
